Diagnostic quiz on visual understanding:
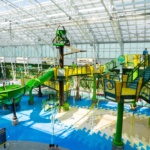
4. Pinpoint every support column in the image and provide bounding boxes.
[120,42,124,55]
[75,76,81,100]
[112,101,124,150]
[38,85,43,97]
[133,54,138,80]
[28,88,34,105]
[92,74,97,103]
[59,80,64,106]
[58,46,64,108]
[12,98,18,126]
